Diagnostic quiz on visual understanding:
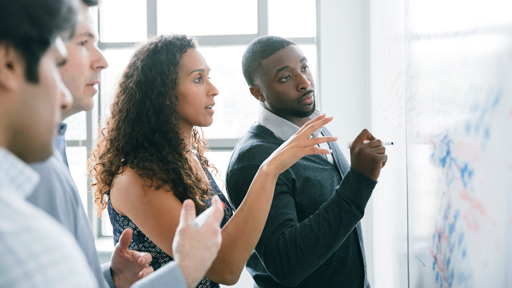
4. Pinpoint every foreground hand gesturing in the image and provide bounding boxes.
[173,196,224,288]
[111,228,154,288]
